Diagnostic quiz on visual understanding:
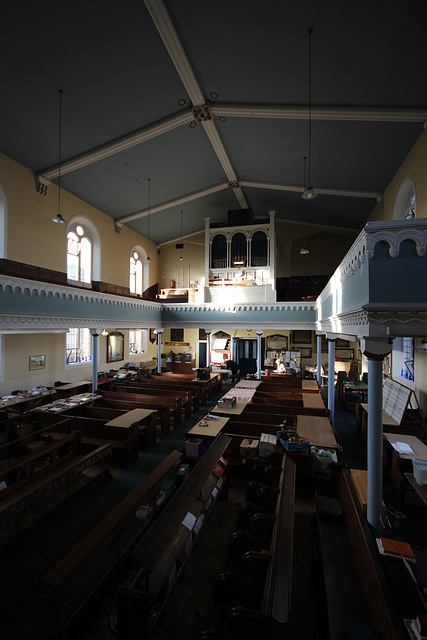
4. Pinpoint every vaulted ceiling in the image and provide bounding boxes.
[1,0,427,246]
